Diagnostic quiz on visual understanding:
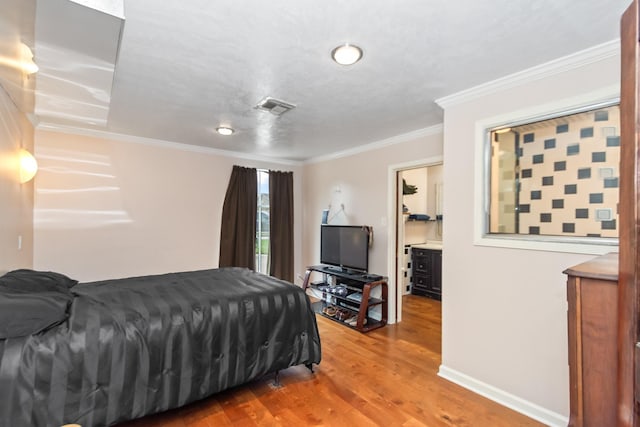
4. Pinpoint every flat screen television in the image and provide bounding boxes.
[320,225,370,273]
